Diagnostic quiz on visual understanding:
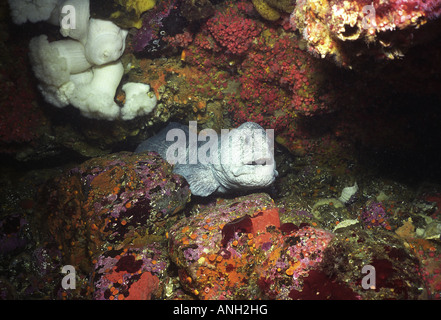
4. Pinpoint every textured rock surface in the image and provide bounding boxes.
[39,151,191,275]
